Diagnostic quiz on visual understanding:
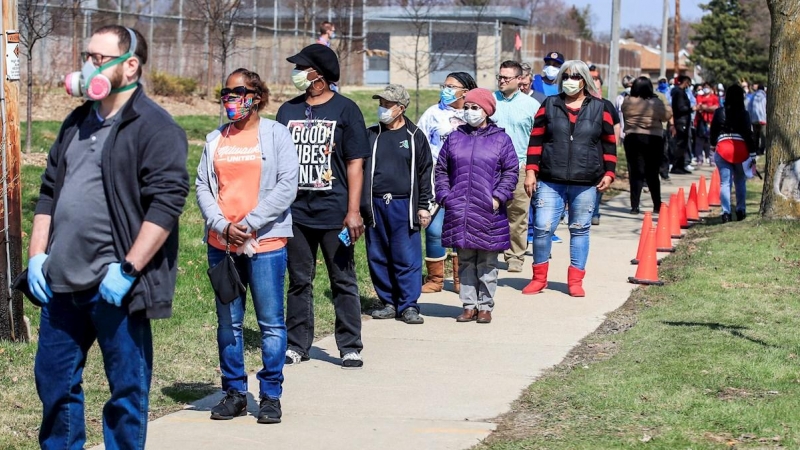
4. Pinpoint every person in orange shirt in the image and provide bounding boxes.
[196,68,298,424]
